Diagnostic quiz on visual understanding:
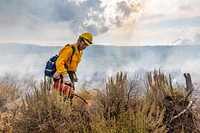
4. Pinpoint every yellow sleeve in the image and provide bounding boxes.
[56,46,73,74]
